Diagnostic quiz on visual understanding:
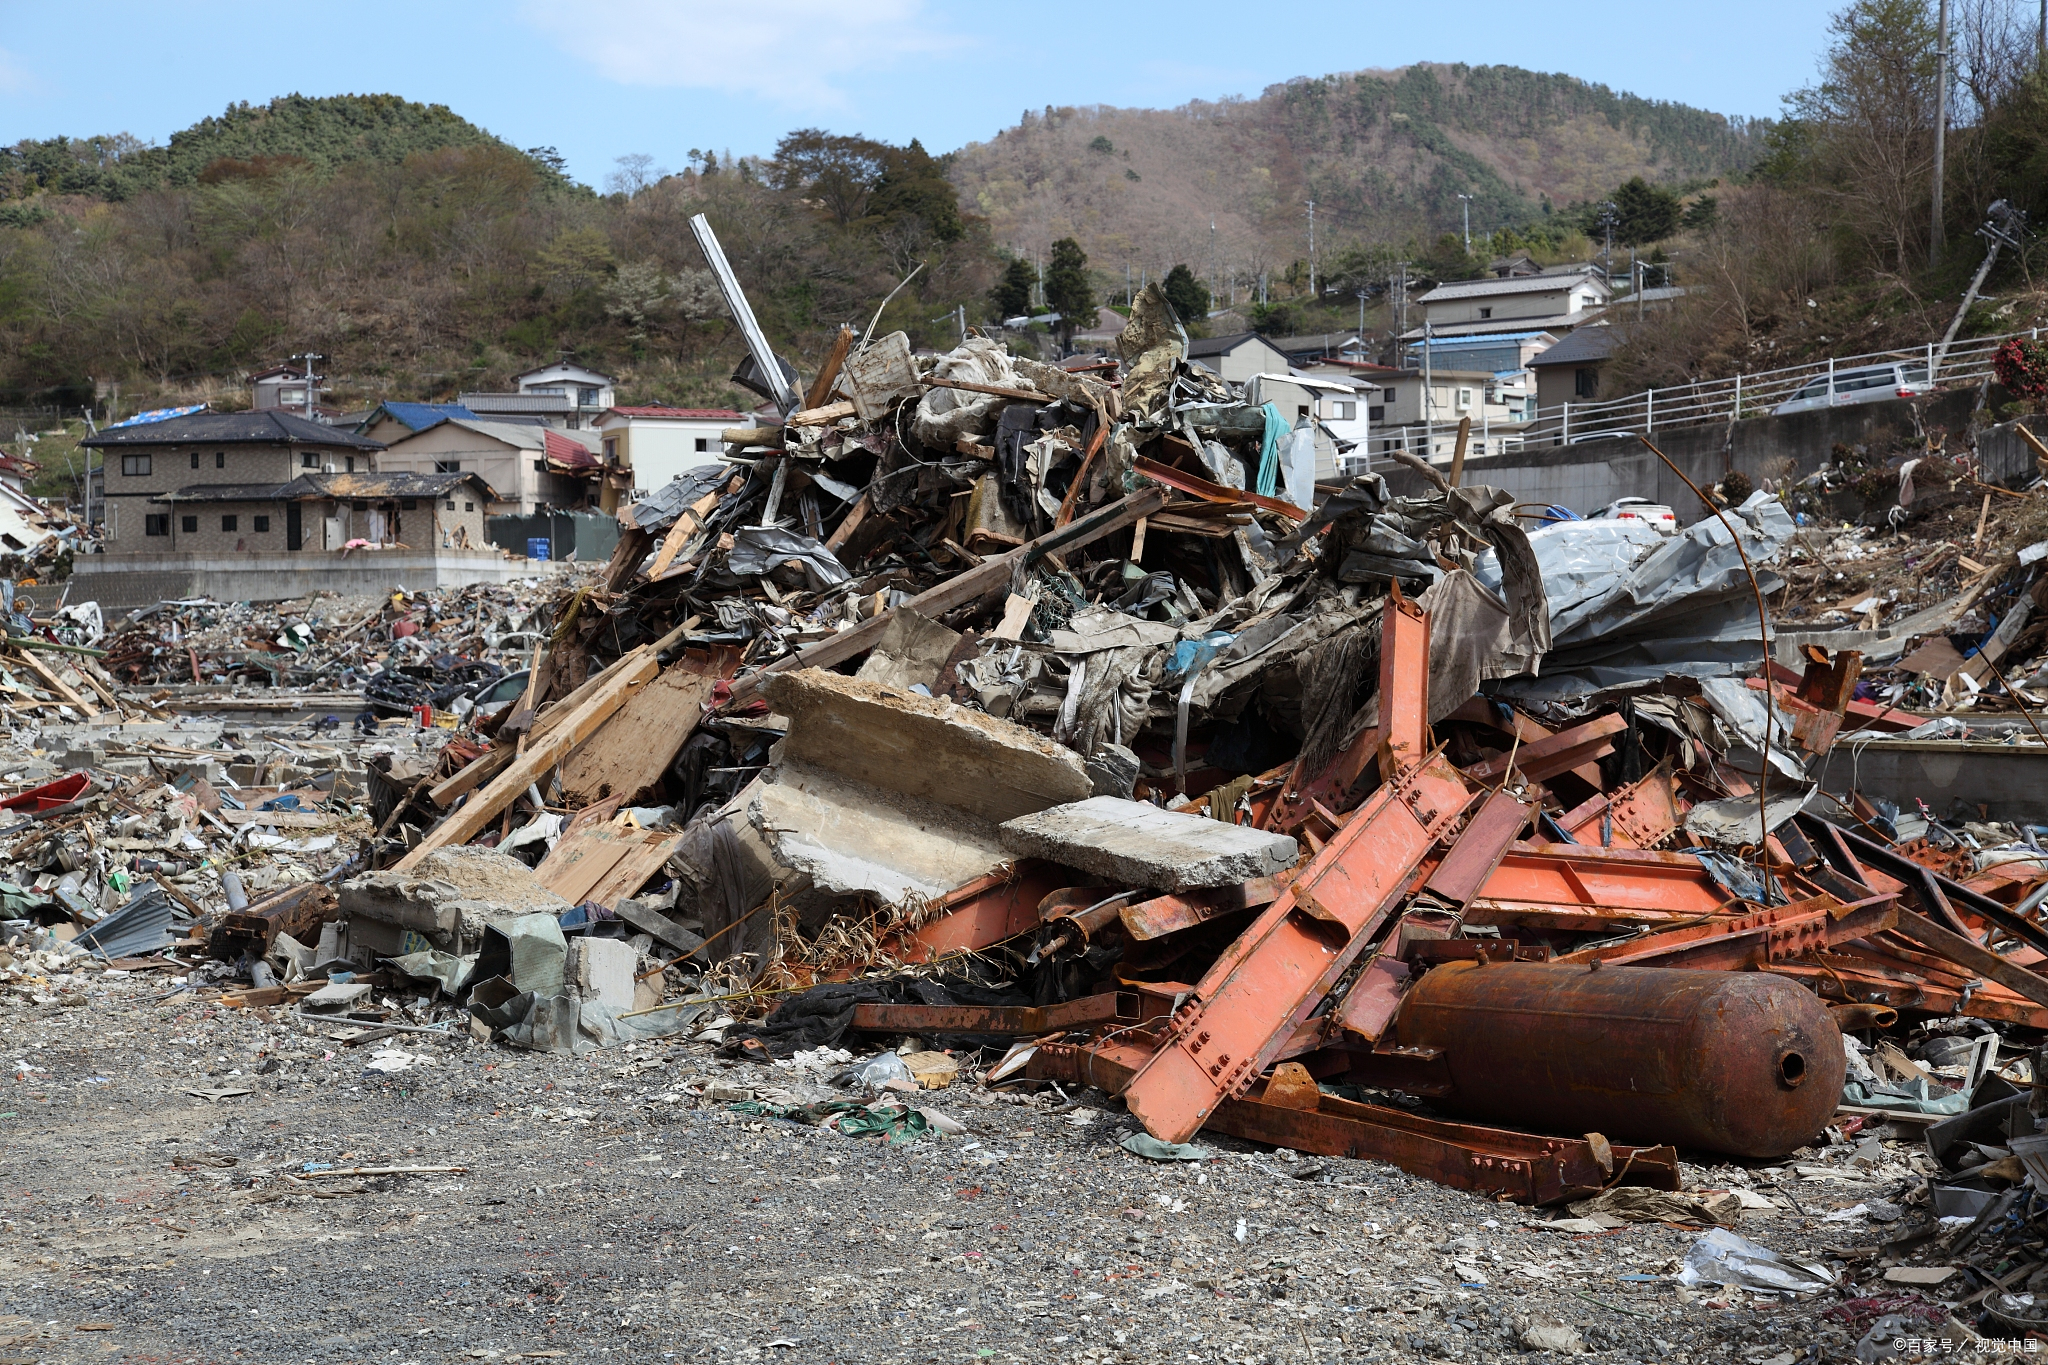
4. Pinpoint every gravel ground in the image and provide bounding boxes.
[0,968,1910,1364]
